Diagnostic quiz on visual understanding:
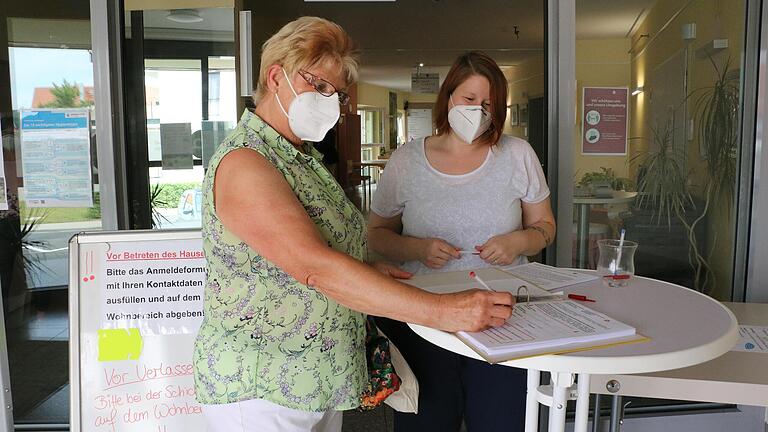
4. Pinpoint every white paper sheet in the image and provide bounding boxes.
[460,300,636,356]
[500,262,598,292]
[19,109,94,208]
[731,325,768,353]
